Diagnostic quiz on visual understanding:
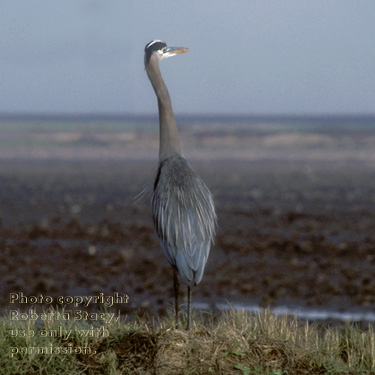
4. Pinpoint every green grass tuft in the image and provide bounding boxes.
[1,307,374,374]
